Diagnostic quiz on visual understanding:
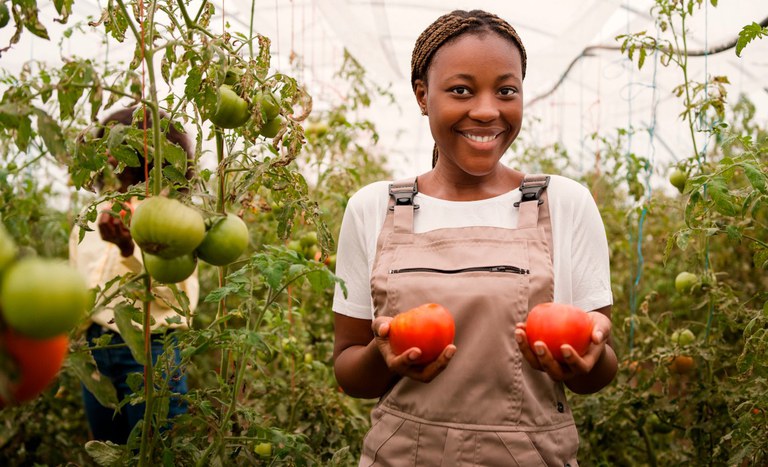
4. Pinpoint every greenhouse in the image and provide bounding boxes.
[0,0,767,465]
